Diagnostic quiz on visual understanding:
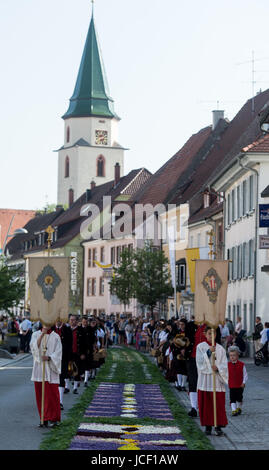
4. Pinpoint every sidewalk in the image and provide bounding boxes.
[152,355,269,450]
[0,352,31,368]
